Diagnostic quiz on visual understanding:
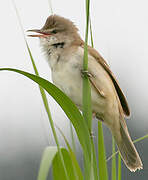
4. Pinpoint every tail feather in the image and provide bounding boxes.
[113,121,143,172]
